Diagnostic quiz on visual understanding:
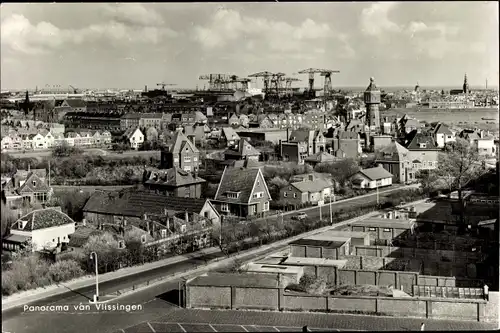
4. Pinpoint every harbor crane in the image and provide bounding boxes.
[248,71,274,94]
[270,72,286,98]
[284,77,301,97]
[224,75,251,90]
[199,74,231,91]
[156,82,177,91]
[69,85,79,94]
[298,68,340,98]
